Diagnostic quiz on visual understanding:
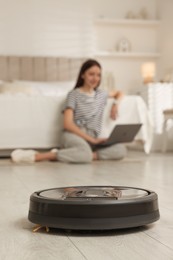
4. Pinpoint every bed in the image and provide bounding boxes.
[0,56,153,155]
